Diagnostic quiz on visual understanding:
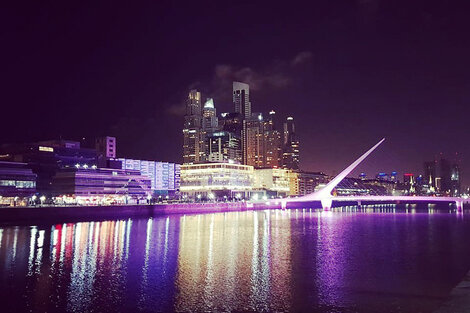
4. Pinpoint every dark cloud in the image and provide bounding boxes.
[213,64,291,91]
[184,51,312,106]
[167,52,311,116]
[291,51,313,66]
